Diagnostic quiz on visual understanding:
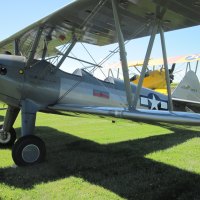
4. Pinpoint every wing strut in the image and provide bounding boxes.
[25,26,44,68]
[159,25,173,111]
[132,21,159,109]
[195,60,199,74]
[56,35,77,69]
[111,0,133,110]
[14,39,20,56]
[132,16,174,111]
[54,0,108,71]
